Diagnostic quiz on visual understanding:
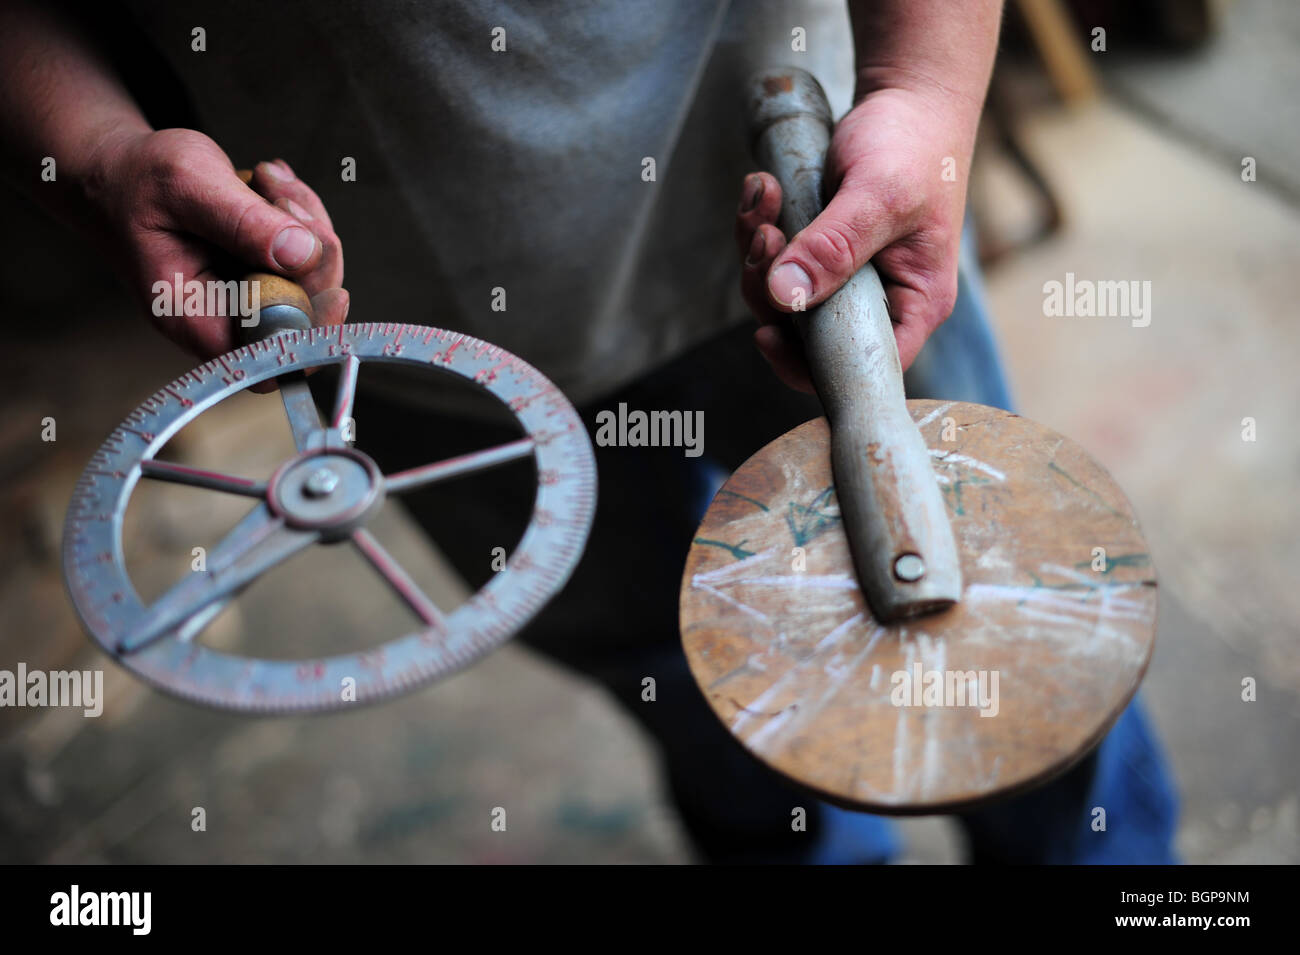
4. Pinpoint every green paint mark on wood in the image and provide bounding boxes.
[940,473,991,516]
[786,486,839,547]
[1048,461,1125,518]
[694,537,755,561]
[1074,553,1150,575]
[1027,569,1149,594]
